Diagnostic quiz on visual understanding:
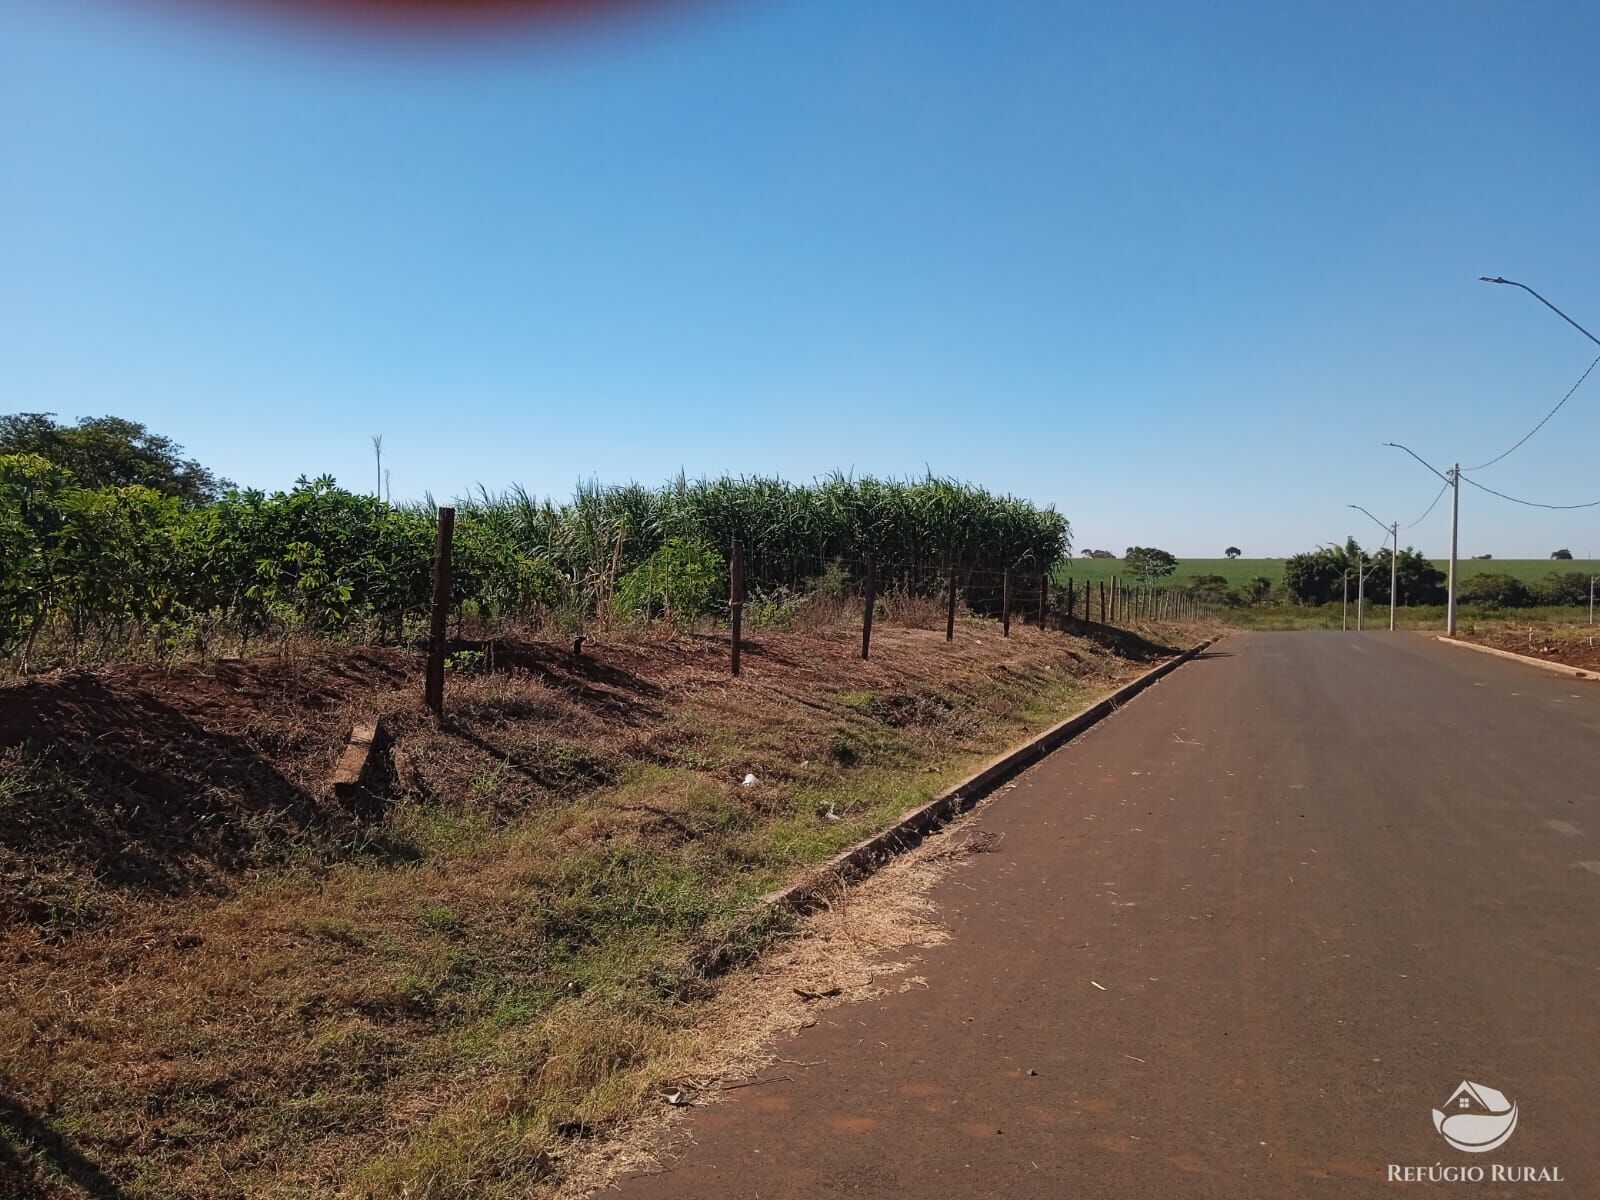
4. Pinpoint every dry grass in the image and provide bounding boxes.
[0,610,1197,1199]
